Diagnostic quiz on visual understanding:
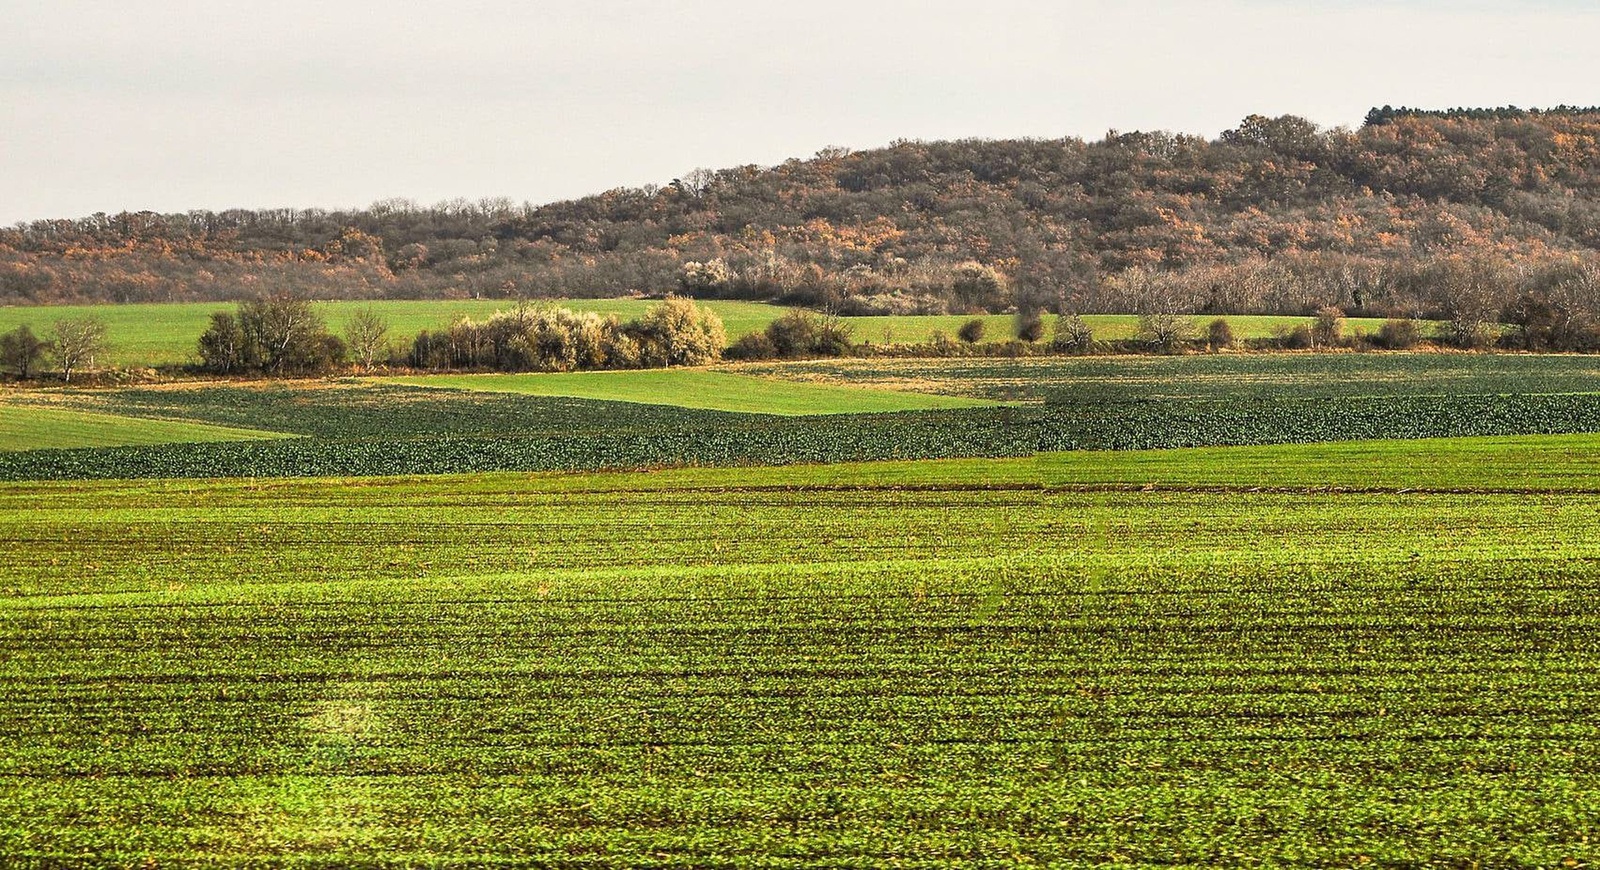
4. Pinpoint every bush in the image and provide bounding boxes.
[1375,318,1421,350]
[1282,324,1314,349]
[632,295,726,366]
[761,309,853,359]
[1207,318,1235,350]
[949,262,1009,312]
[409,301,713,371]
[1052,314,1094,354]
[1014,311,1045,343]
[197,312,247,373]
[1312,305,1345,348]
[957,318,986,343]
[726,331,778,360]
